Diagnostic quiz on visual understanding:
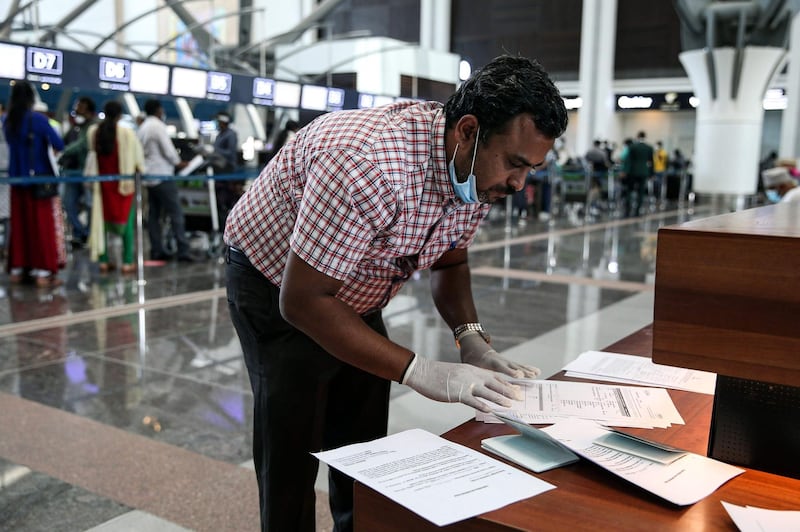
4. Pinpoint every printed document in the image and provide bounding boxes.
[313,428,555,527]
[721,501,800,531]
[477,380,684,428]
[541,419,744,506]
[563,350,716,395]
